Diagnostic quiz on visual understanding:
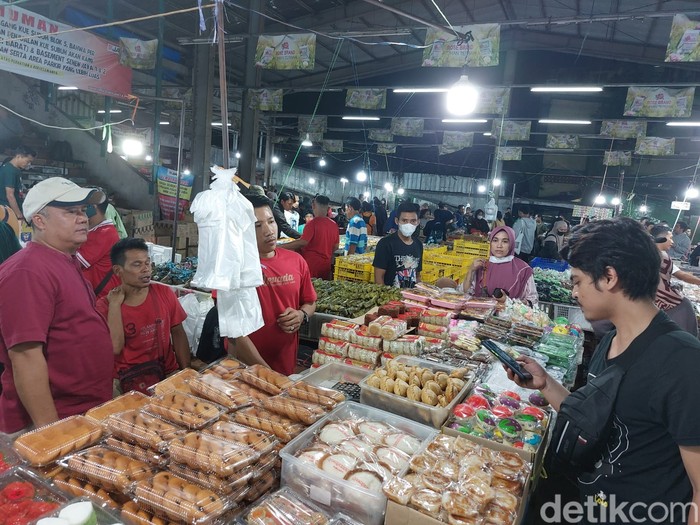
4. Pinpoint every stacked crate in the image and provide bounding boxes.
[333,254,374,283]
